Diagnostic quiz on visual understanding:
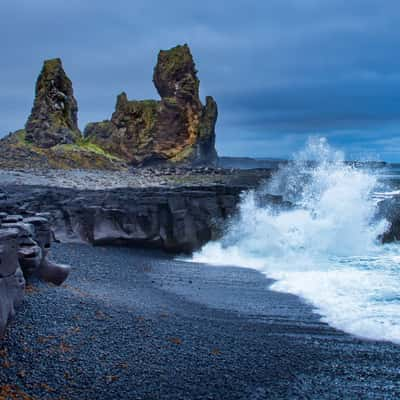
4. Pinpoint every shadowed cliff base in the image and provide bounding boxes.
[0,166,275,253]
